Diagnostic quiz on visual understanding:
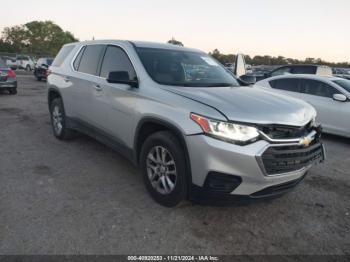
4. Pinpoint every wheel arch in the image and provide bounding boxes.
[134,117,193,196]
[47,88,62,107]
